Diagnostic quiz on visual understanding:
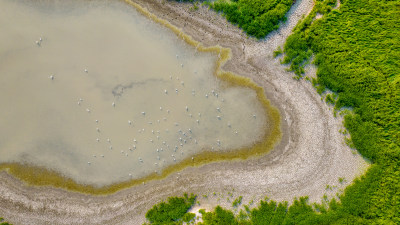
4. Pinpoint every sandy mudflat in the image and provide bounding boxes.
[0,0,368,224]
